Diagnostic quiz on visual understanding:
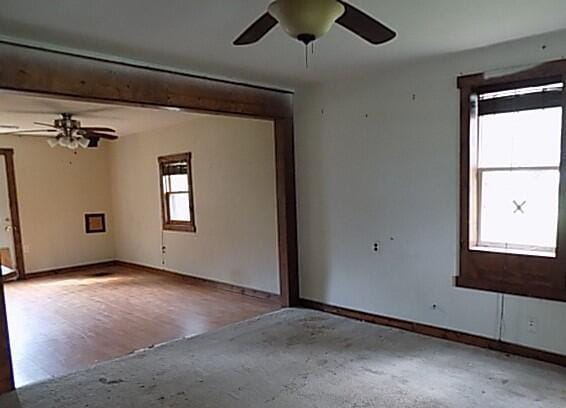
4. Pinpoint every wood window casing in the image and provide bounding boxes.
[457,59,566,302]
[158,153,196,233]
